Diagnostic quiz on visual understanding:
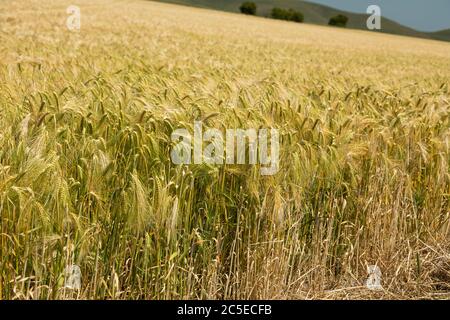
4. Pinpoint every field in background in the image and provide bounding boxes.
[0,0,449,299]
[153,0,450,42]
